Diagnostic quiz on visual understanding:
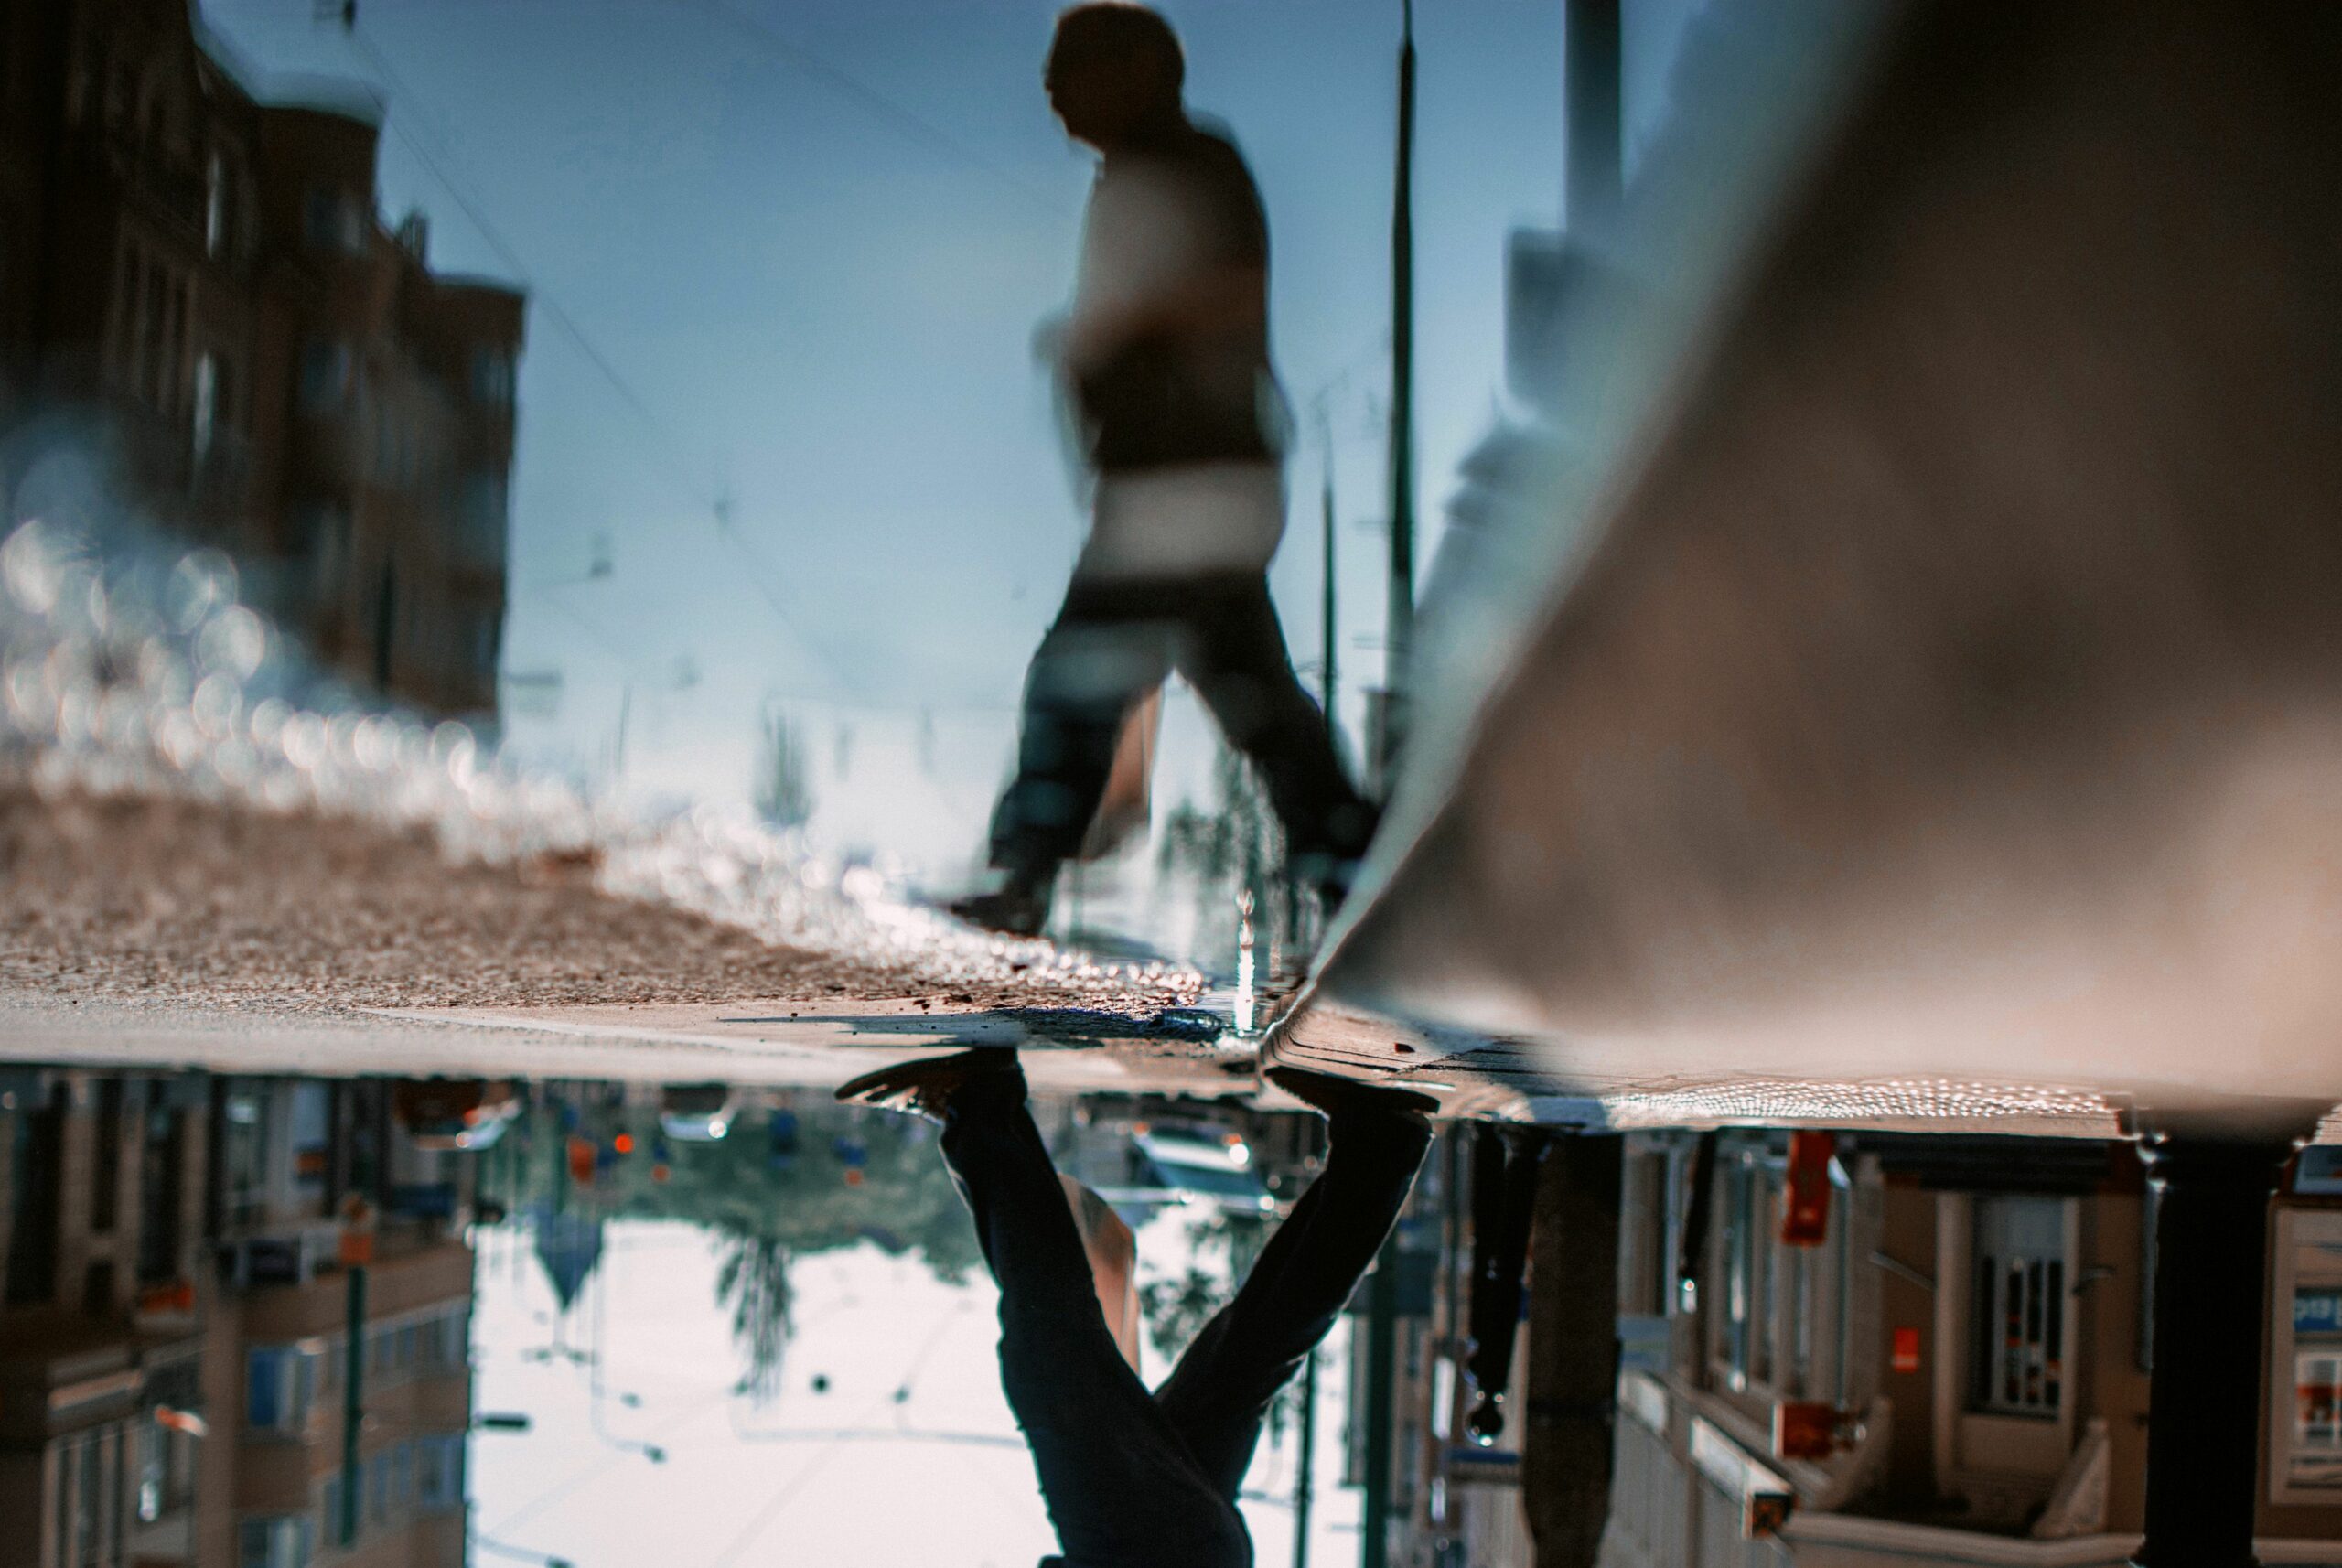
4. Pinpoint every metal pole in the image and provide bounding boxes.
[25,0,74,392]
[1359,1233,1400,1568]
[1359,17,1419,1552]
[2132,1138,2288,1568]
[1563,0,1623,231]
[340,1262,367,1548]
[1379,0,1417,776]
[1293,1348,1318,1568]
[1319,431,1340,728]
